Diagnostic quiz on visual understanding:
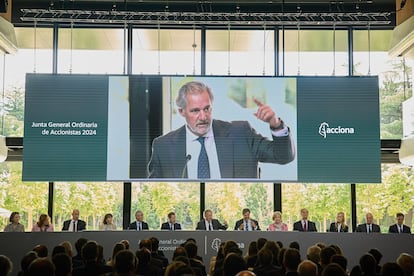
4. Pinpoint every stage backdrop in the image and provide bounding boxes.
[23,74,380,183]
